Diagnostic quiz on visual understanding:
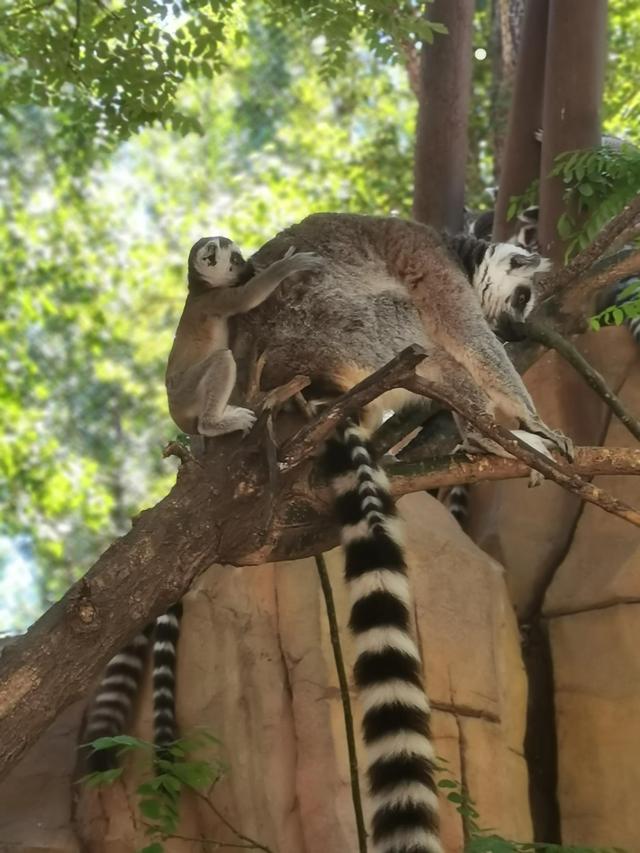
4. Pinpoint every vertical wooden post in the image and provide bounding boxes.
[537,0,607,262]
[492,0,549,241]
[412,0,475,232]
